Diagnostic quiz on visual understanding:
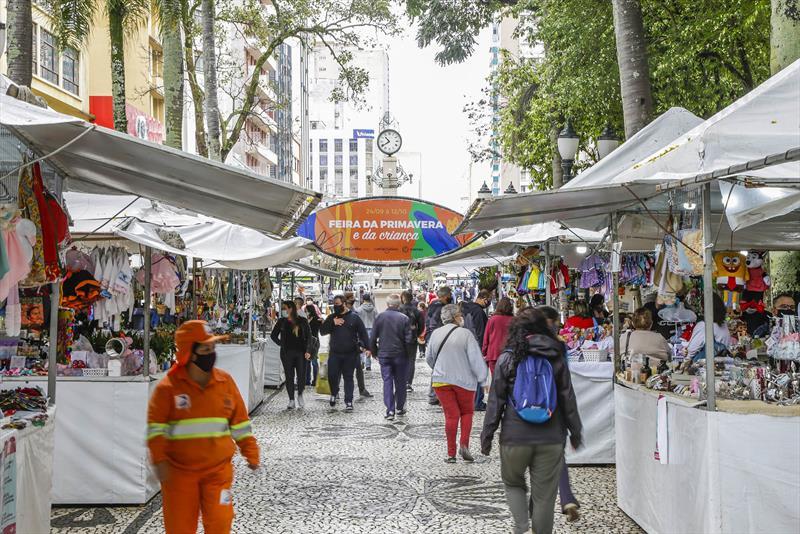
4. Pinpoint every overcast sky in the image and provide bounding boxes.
[380,26,492,211]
